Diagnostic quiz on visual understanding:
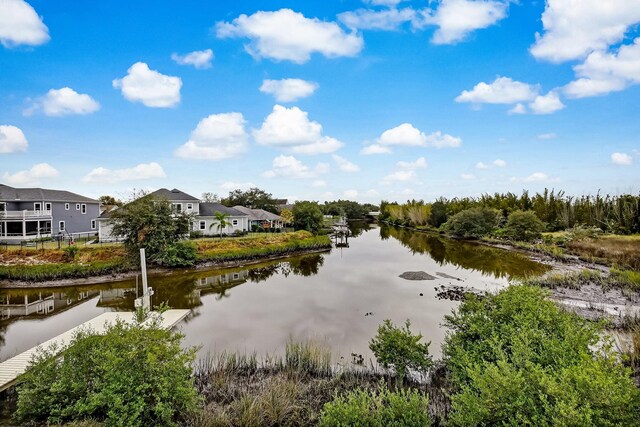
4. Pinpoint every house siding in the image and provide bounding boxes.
[194,216,248,236]
[50,202,100,235]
